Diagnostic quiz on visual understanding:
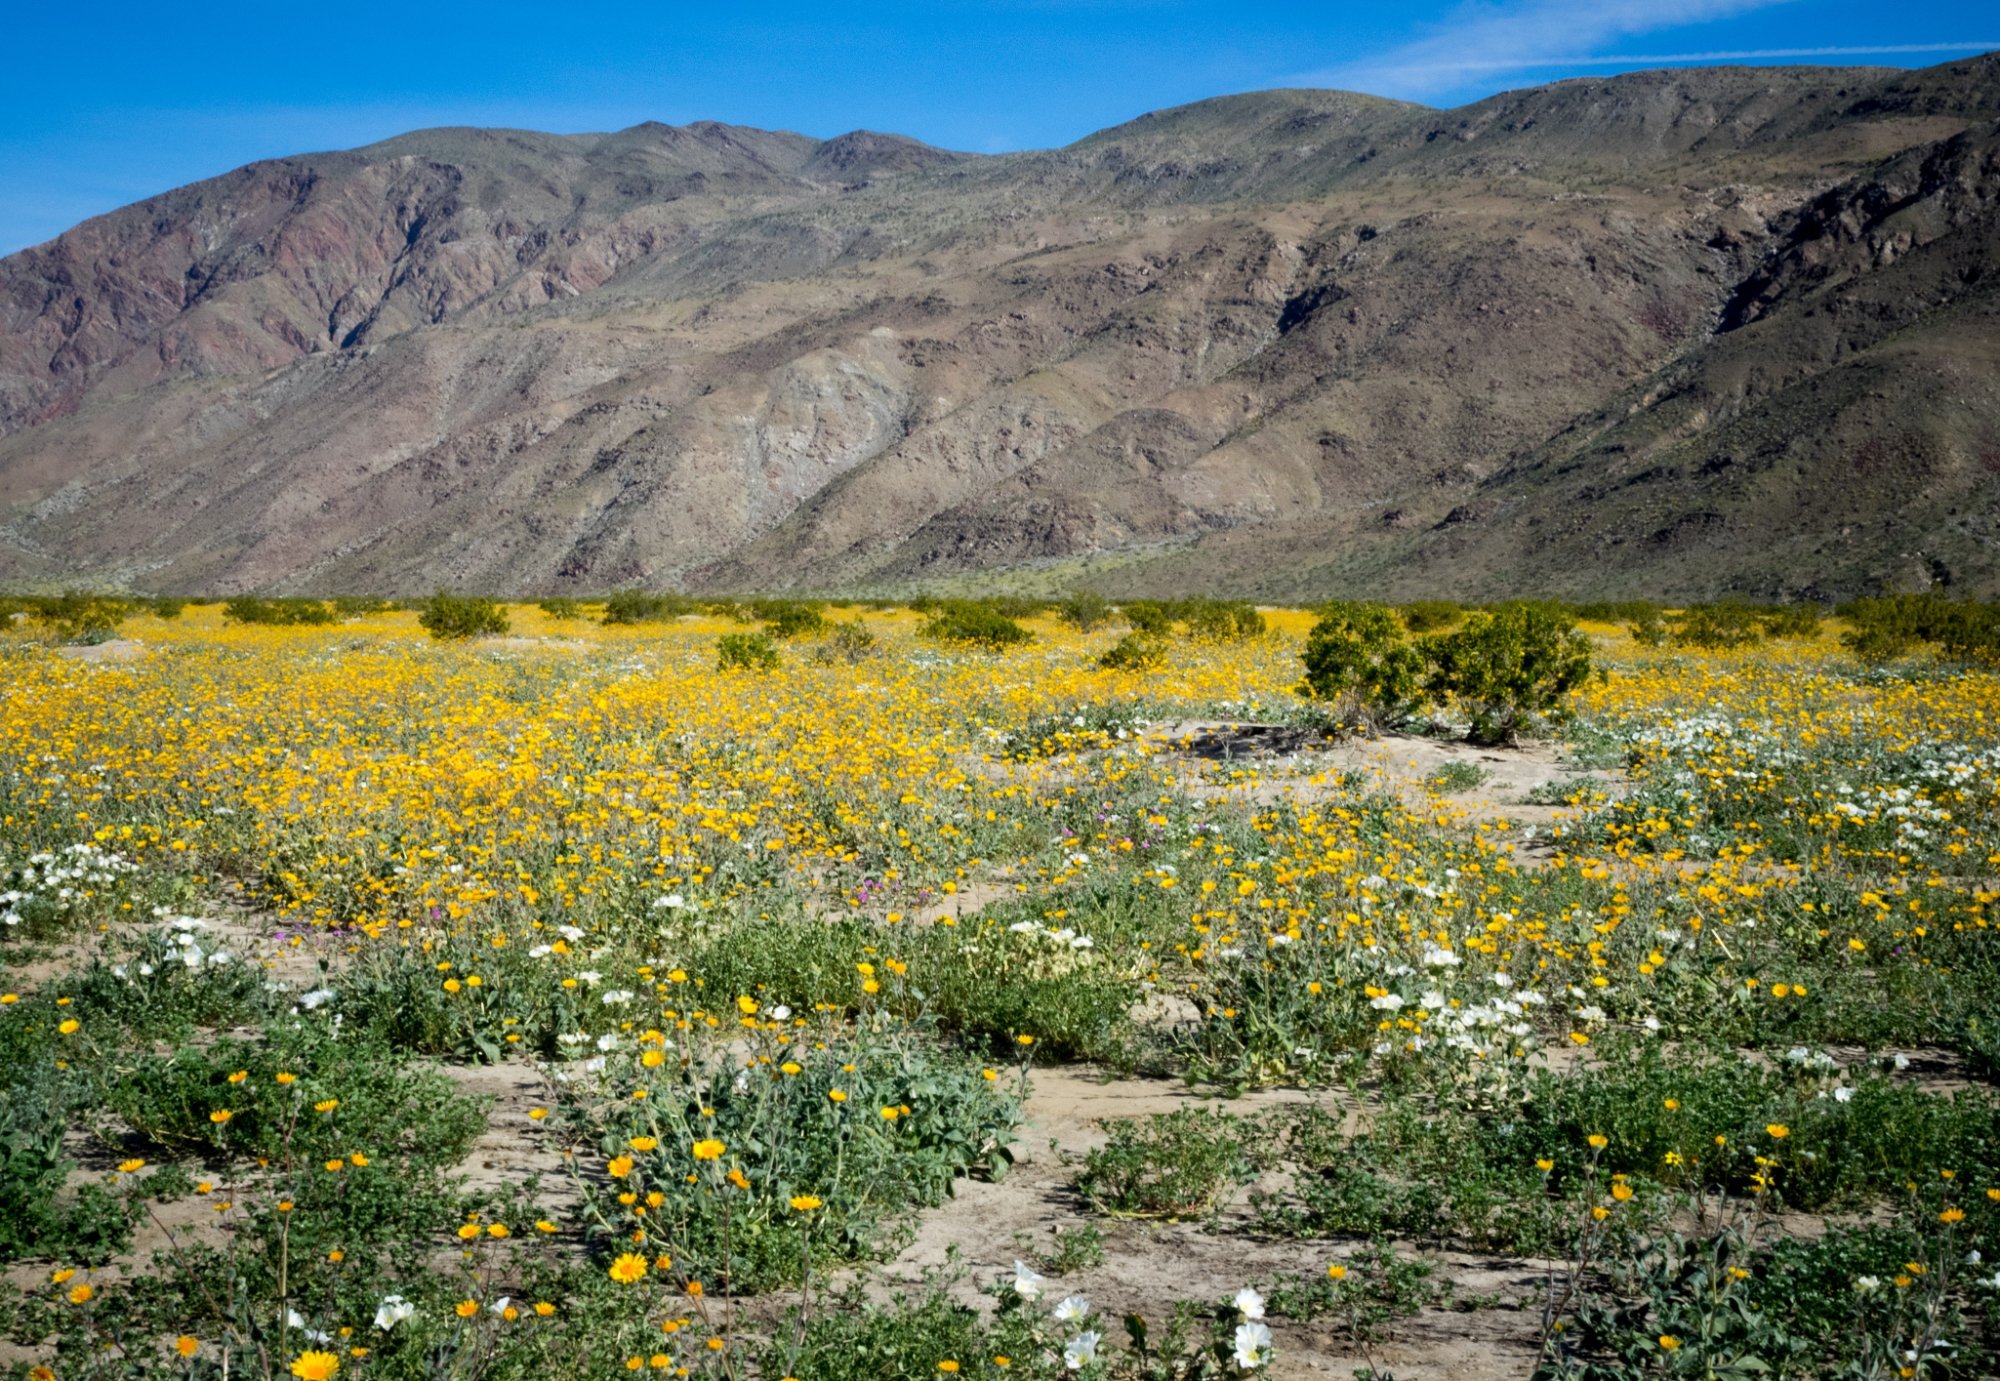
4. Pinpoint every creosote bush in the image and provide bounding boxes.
[1055,589,1112,632]
[753,598,827,639]
[1670,601,1765,650]
[222,595,336,627]
[717,630,781,671]
[417,591,509,641]
[27,592,130,643]
[1425,601,1593,745]
[1099,631,1167,670]
[601,588,697,625]
[919,600,1033,649]
[1297,601,1428,733]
